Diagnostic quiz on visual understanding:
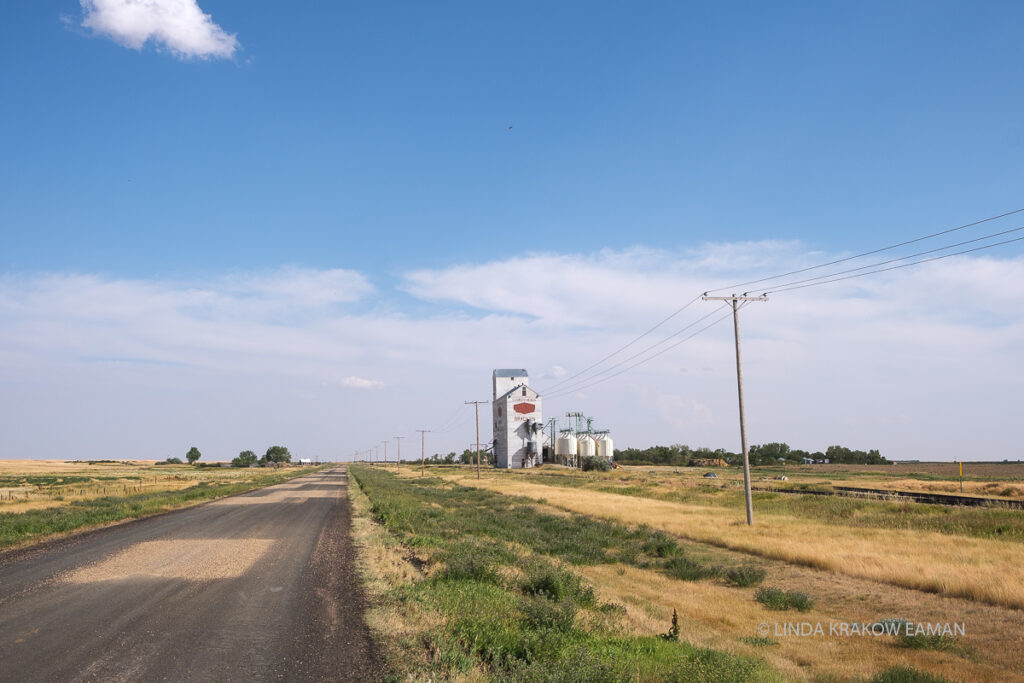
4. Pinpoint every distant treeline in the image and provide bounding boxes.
[613,445,737,467]
[613,443,886,467]
[399,449,490,465]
